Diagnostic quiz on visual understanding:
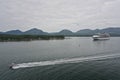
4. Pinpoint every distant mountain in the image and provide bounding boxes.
[57,29,74,36]
[0,32,3,34]
[76,27,120,36]
[1,27,120,36]
[24,28,48,35]
[5,30,23,35]
[76,29,94,36]
[101,27,120,36]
